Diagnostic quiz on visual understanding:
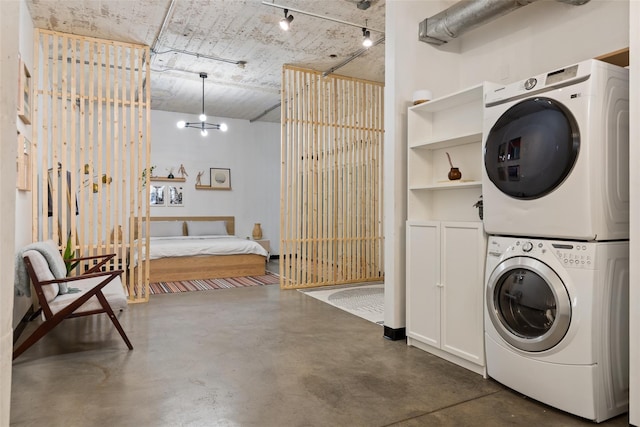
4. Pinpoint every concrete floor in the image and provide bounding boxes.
[11,264,629,426]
